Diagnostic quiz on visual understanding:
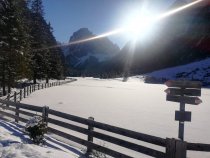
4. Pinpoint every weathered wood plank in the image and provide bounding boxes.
[0,104,15,112]
[92,129,165,158]
[0,110,28,123]
[48,127,133,158]
[87,117,94,154]
[0,99,43,112]
[166,138,176,158]
[165,80,202,89]
[166,95,202,105]
[48,118,89,134]
[175,140,186,158]
[165,88,201,96]
[1,103,38,117]
[49,109,166,147]
[48,117,165,157]
[175,111,191,122]
[19,109,39,117]
[187,143,210,152]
